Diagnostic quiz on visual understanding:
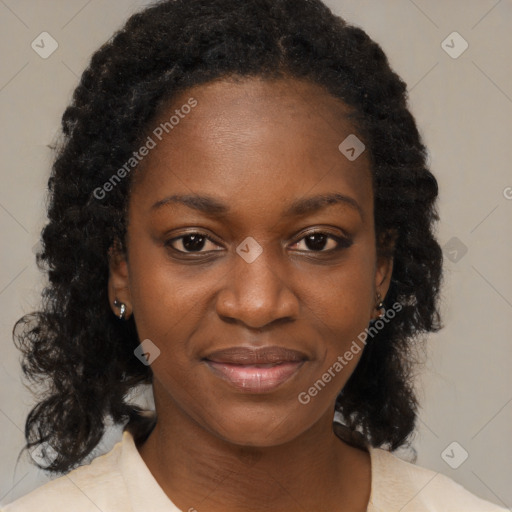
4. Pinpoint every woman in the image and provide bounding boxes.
[4,0,507,510]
